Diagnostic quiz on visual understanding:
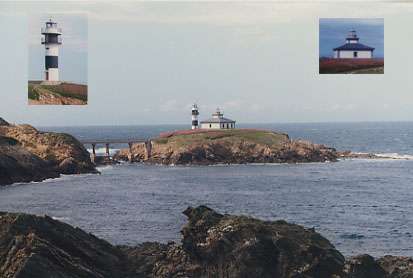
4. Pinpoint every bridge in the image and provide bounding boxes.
[80,138,151,163]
